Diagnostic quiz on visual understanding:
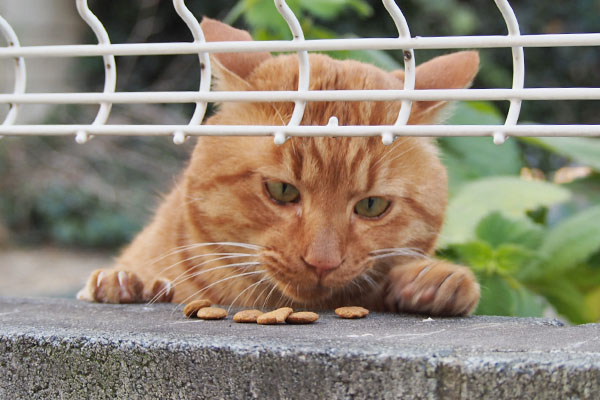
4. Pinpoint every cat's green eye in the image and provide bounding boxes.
[265,181,300,204]
[354,197,390,218]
